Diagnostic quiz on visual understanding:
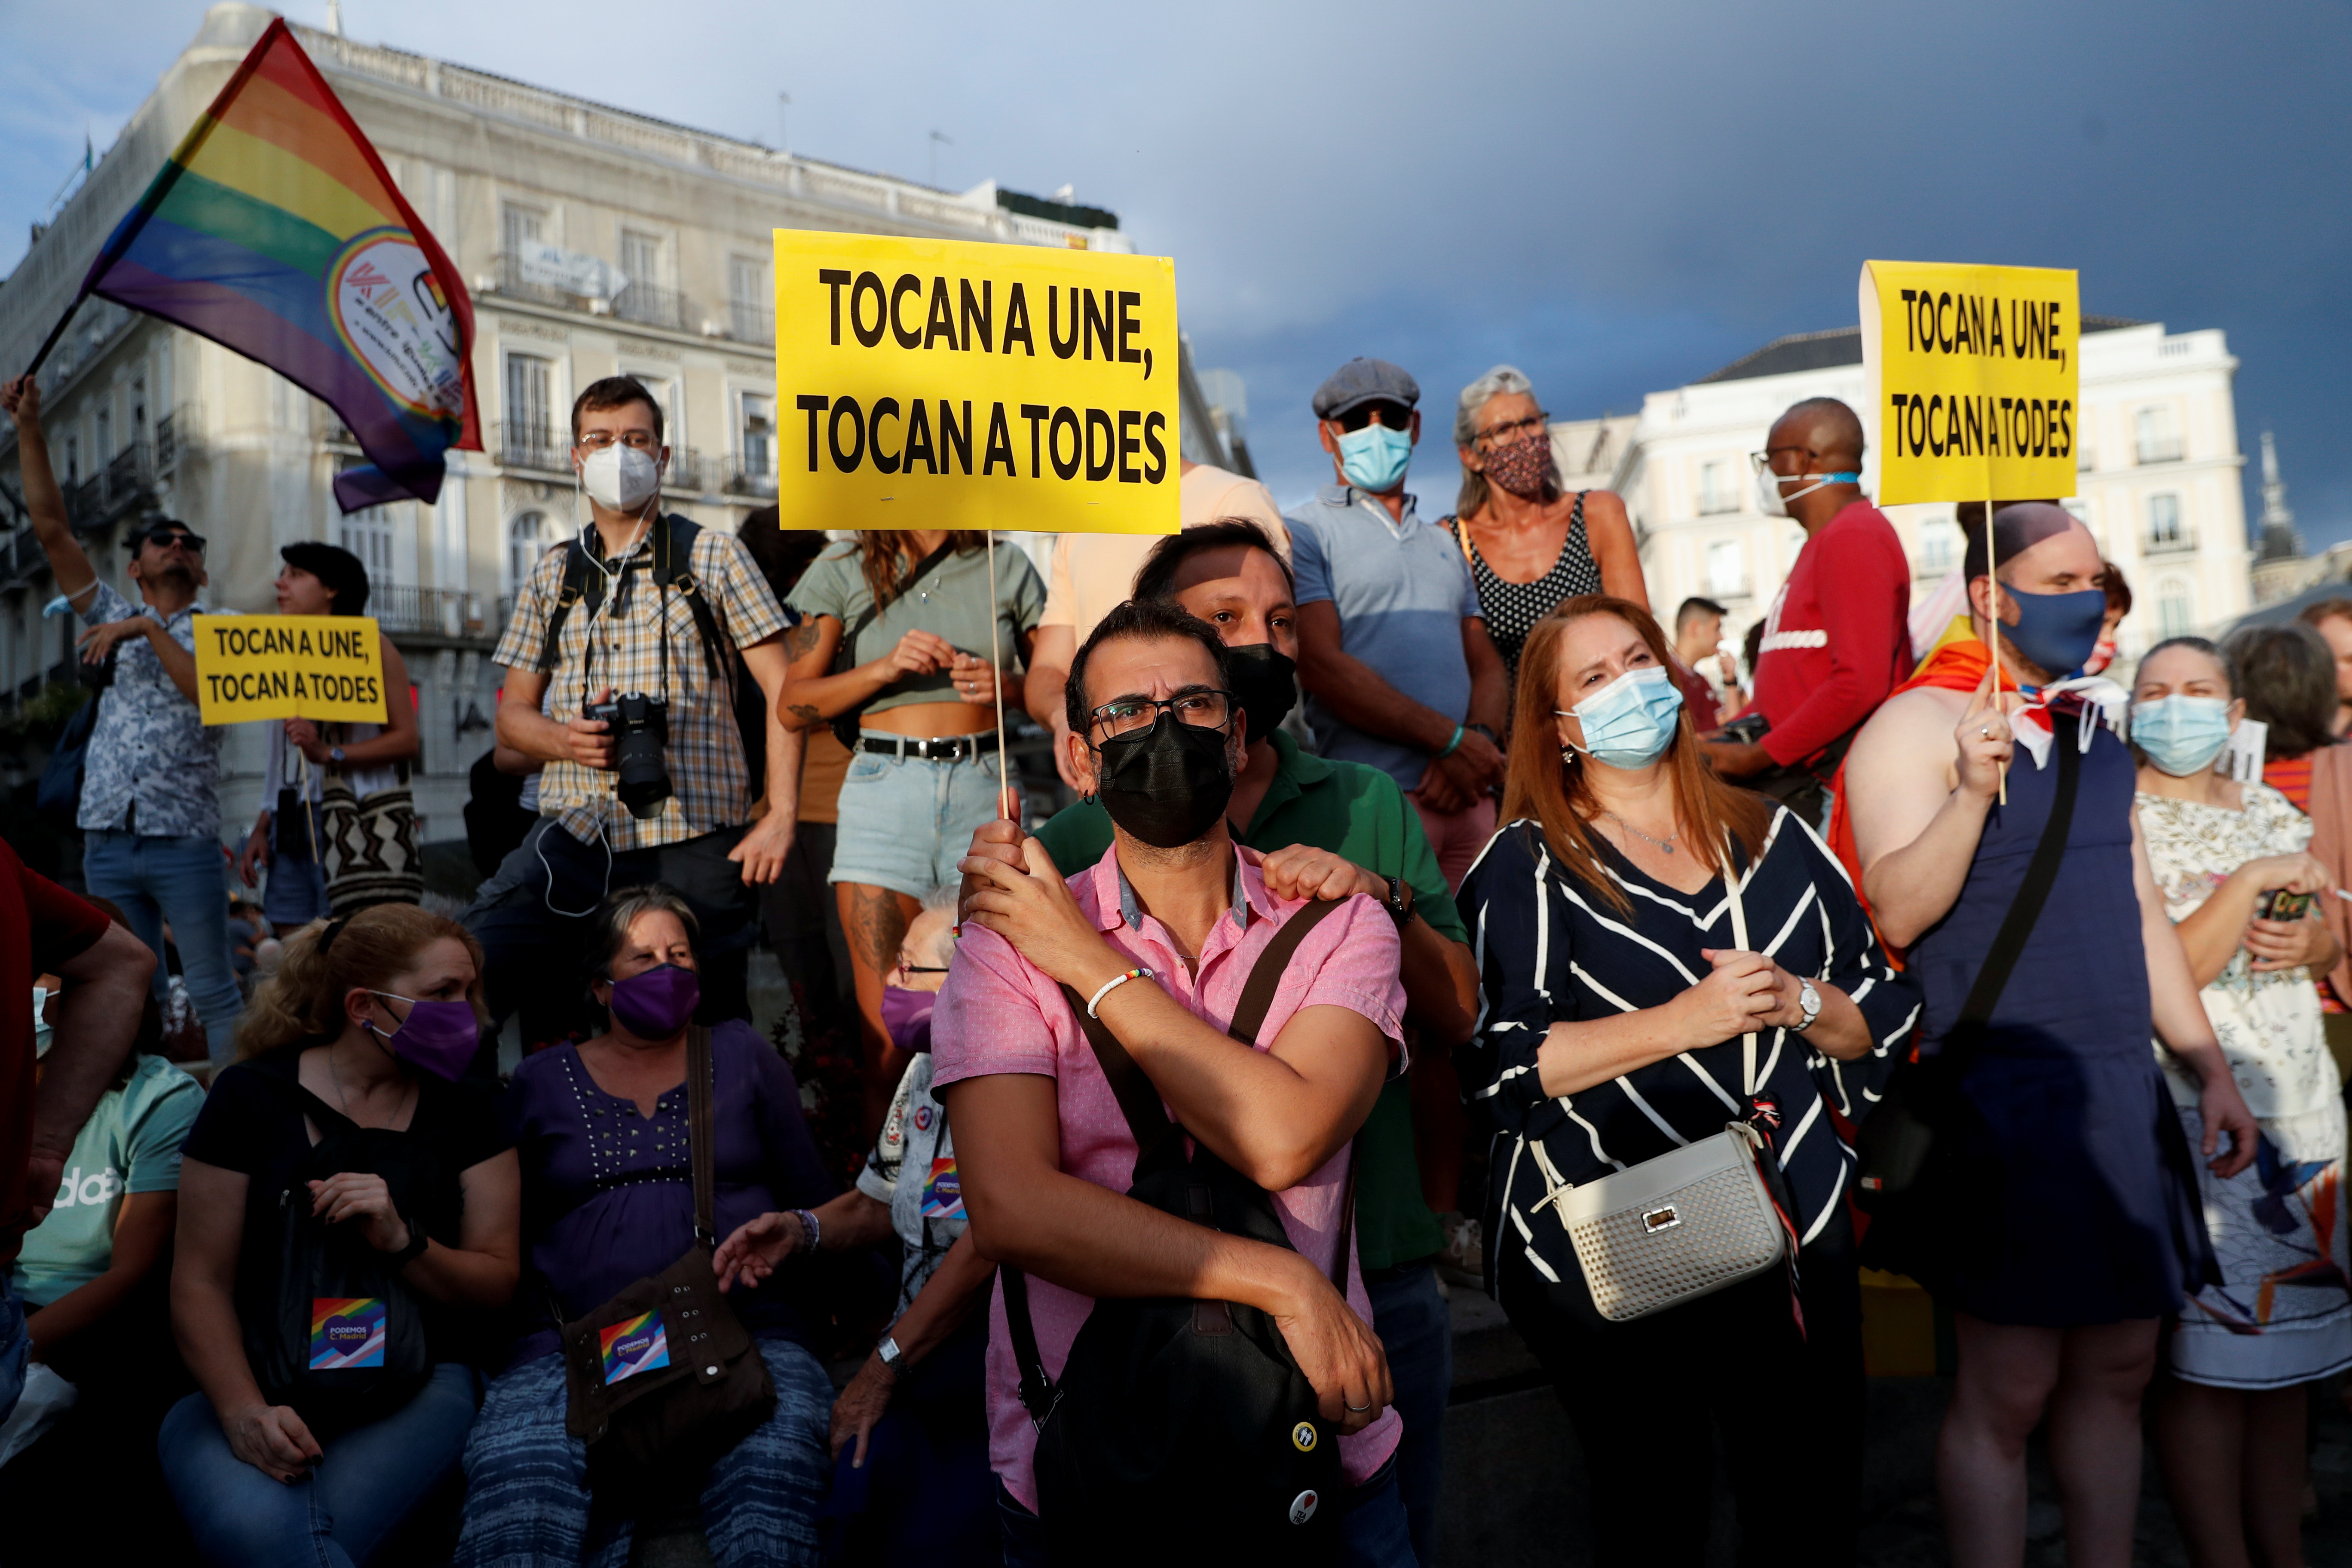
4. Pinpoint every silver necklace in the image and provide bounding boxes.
[1605,810,1678,854]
